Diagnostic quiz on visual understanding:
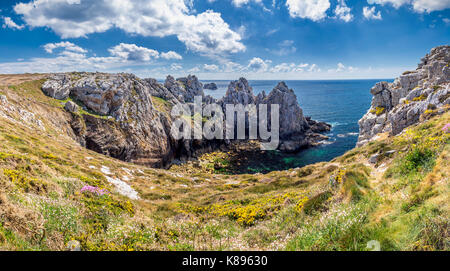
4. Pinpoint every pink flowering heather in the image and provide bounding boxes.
[80,185,109,196]
[443,123,450,133]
